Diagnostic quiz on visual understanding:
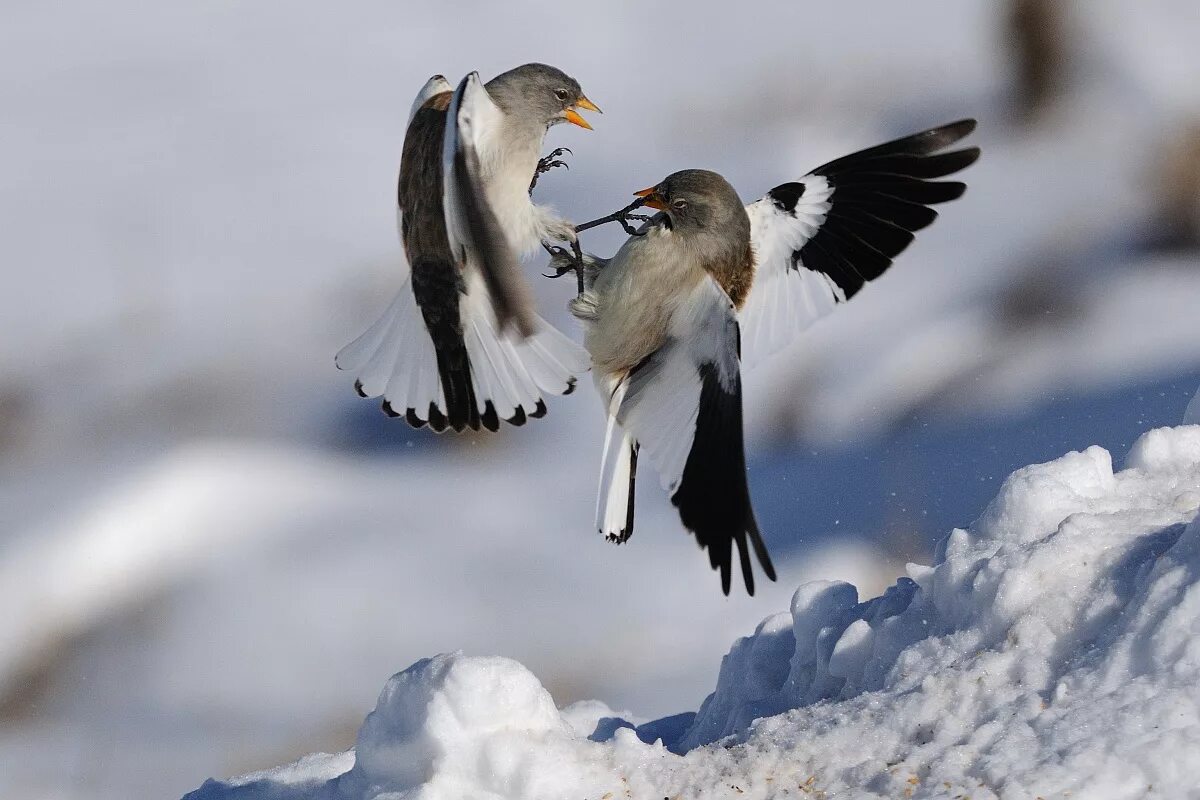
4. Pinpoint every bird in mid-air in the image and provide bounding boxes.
[564,120,981,595]
[337,64,599,432]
